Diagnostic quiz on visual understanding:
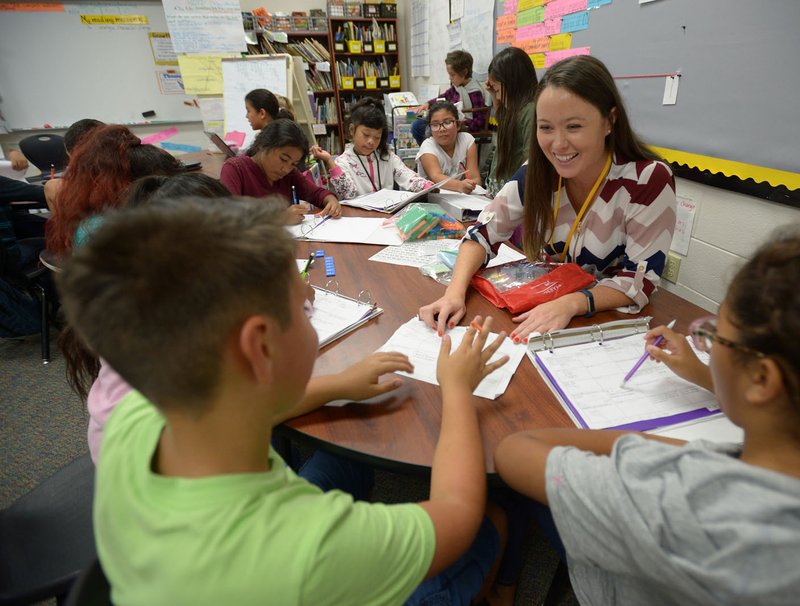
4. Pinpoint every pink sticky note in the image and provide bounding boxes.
[224,131,246,148]
[545,47,591,67]
[140,127,179,145]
